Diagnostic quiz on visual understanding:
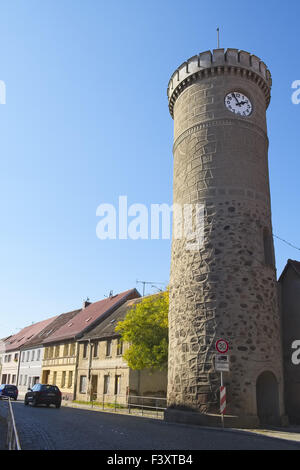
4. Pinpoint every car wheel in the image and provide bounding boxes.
[24,399,28,406]
[55,403,61,409]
